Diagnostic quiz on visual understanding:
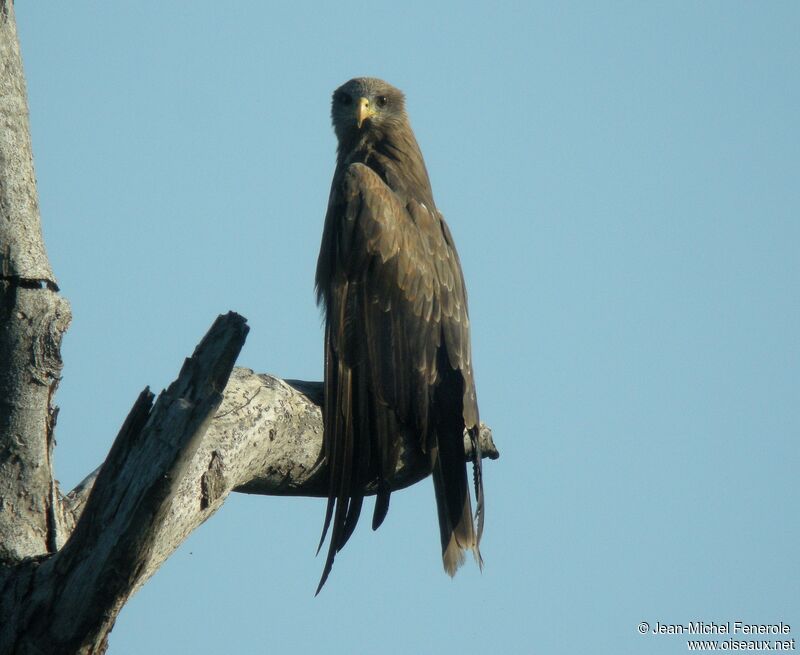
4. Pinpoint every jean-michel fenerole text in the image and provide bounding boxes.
[652,622,791,635]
